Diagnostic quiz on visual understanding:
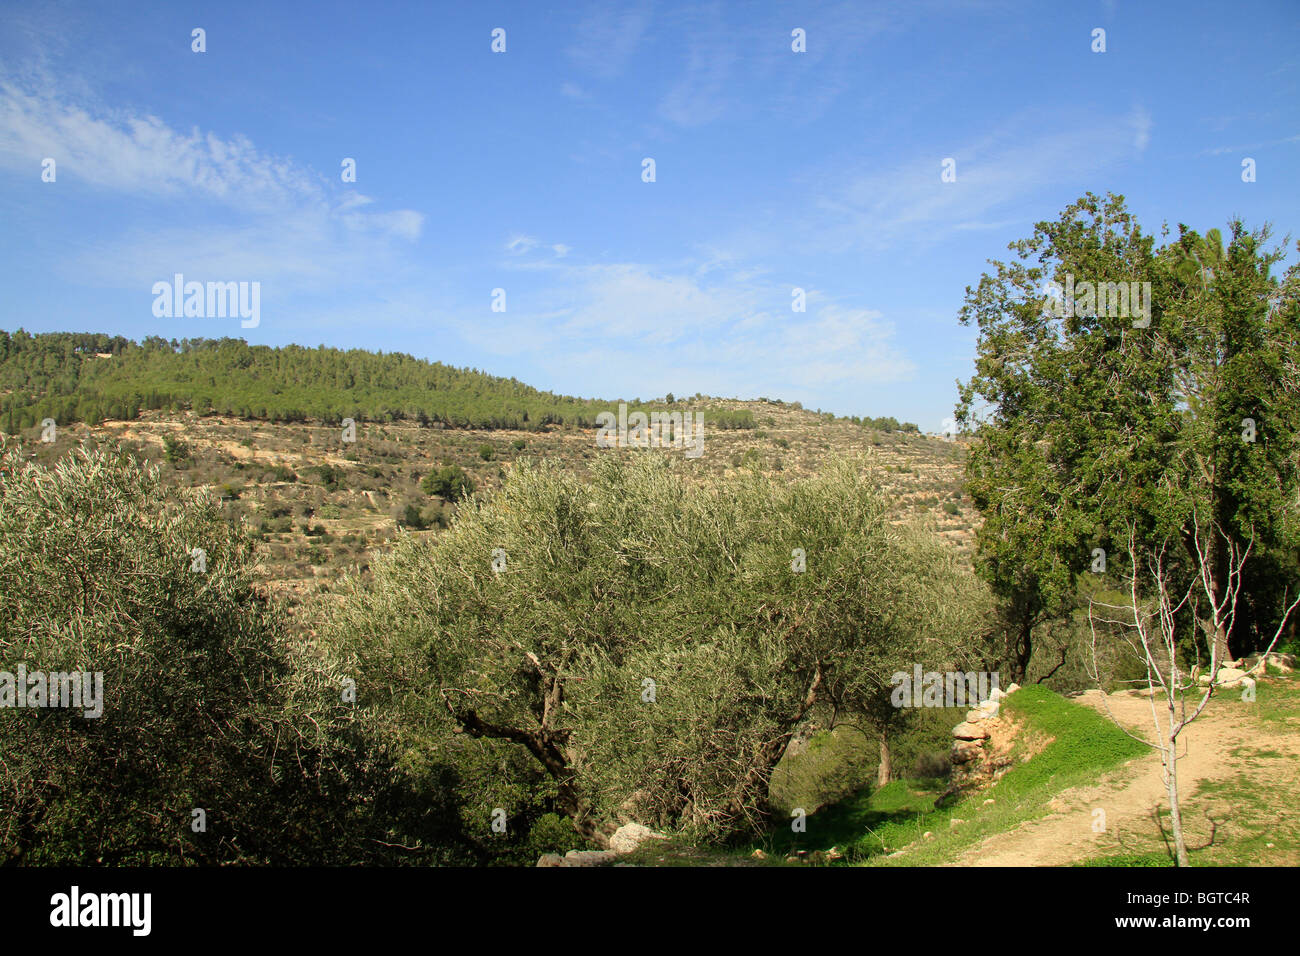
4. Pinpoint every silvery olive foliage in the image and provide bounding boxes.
[0,440,468,864]
[324,453,987,843]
